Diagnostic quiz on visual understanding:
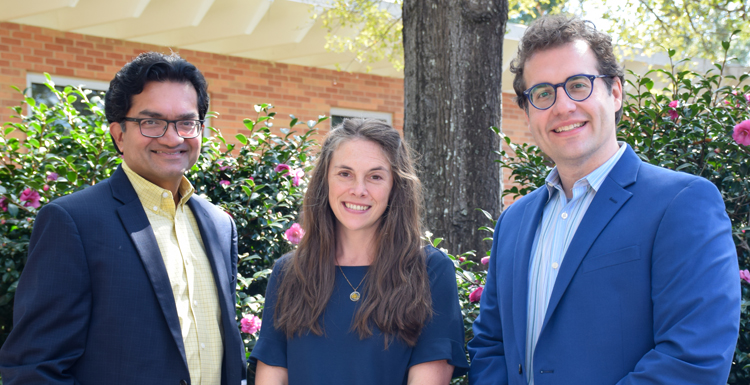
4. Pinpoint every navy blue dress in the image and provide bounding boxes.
[249,246,469,384]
